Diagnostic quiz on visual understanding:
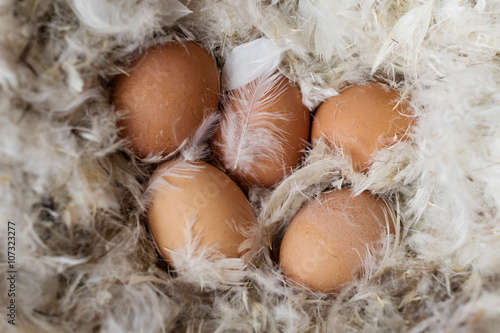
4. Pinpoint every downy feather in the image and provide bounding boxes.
[215,71,292,179]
